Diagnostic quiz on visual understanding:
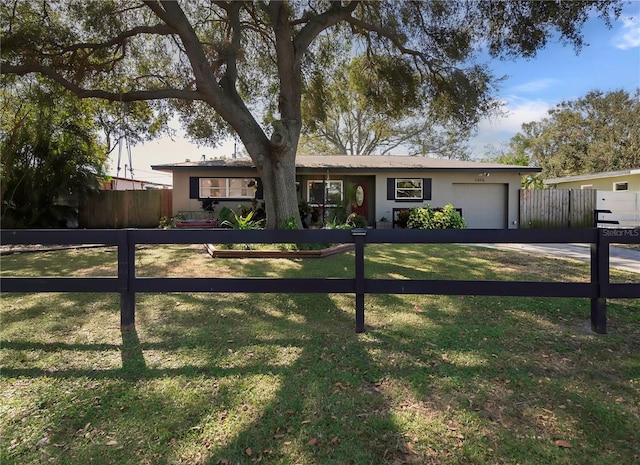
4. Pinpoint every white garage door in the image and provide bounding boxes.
[453,183,507,229]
